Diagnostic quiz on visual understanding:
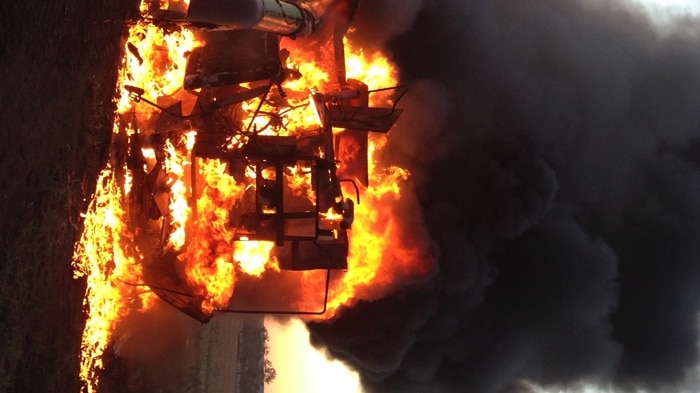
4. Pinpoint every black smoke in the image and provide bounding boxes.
[308,1,700,392]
